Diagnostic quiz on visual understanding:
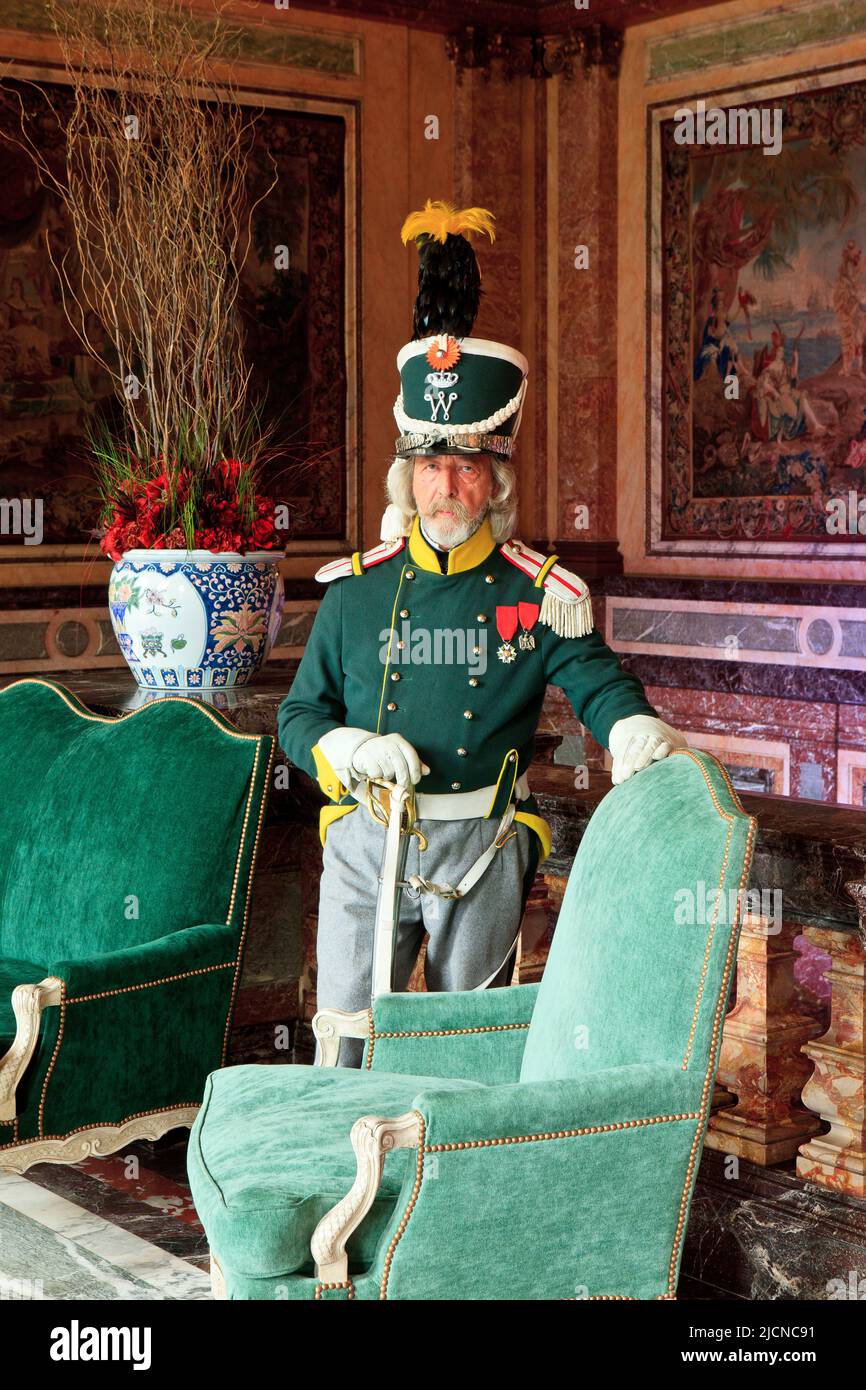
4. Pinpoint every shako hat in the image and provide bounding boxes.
[394,201,529,461]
